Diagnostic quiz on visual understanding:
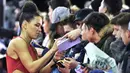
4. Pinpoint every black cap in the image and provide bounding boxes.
[74,8,94,21]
